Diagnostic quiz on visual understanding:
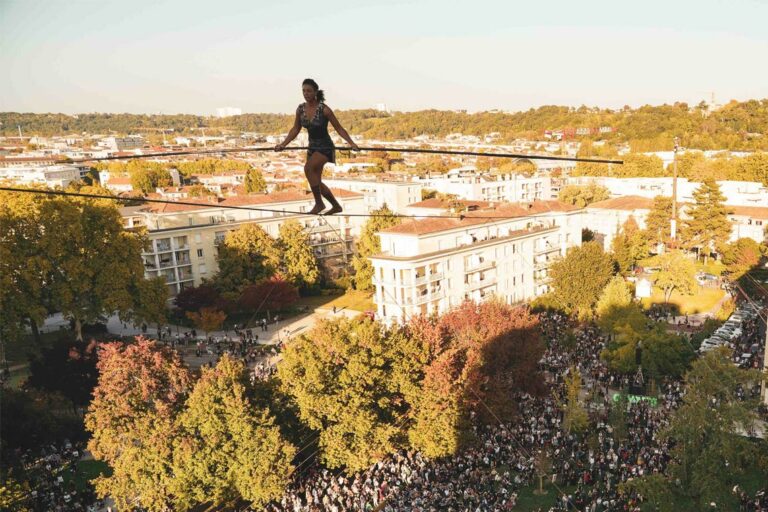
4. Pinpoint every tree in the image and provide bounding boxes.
[26,337,100,408]
[85,339,191,511]
[215,224,280,293]
[602,322,693,378]
[649,250,697,303]
[278,317,424,471]
[557,183,610,208]
[351,205,401,291]
[244,168,267,193]
[129,165,172,194]
[596,275,632,318]
[644,196,673,248]
[611,216,649,274]
[238,275,299,315]
[38,196,147,341]
[174,284,222,314]
[682,179,732,261]
[549,241,615,318]
[131,277,169,332]
[649,350,764,507]
[186,307,226,335]
[0,188,51,346]
[278,219,320,291]
[722,238,761,279]
[171,355,294,510]
[561,367,588,433]
[408,301,545,457]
